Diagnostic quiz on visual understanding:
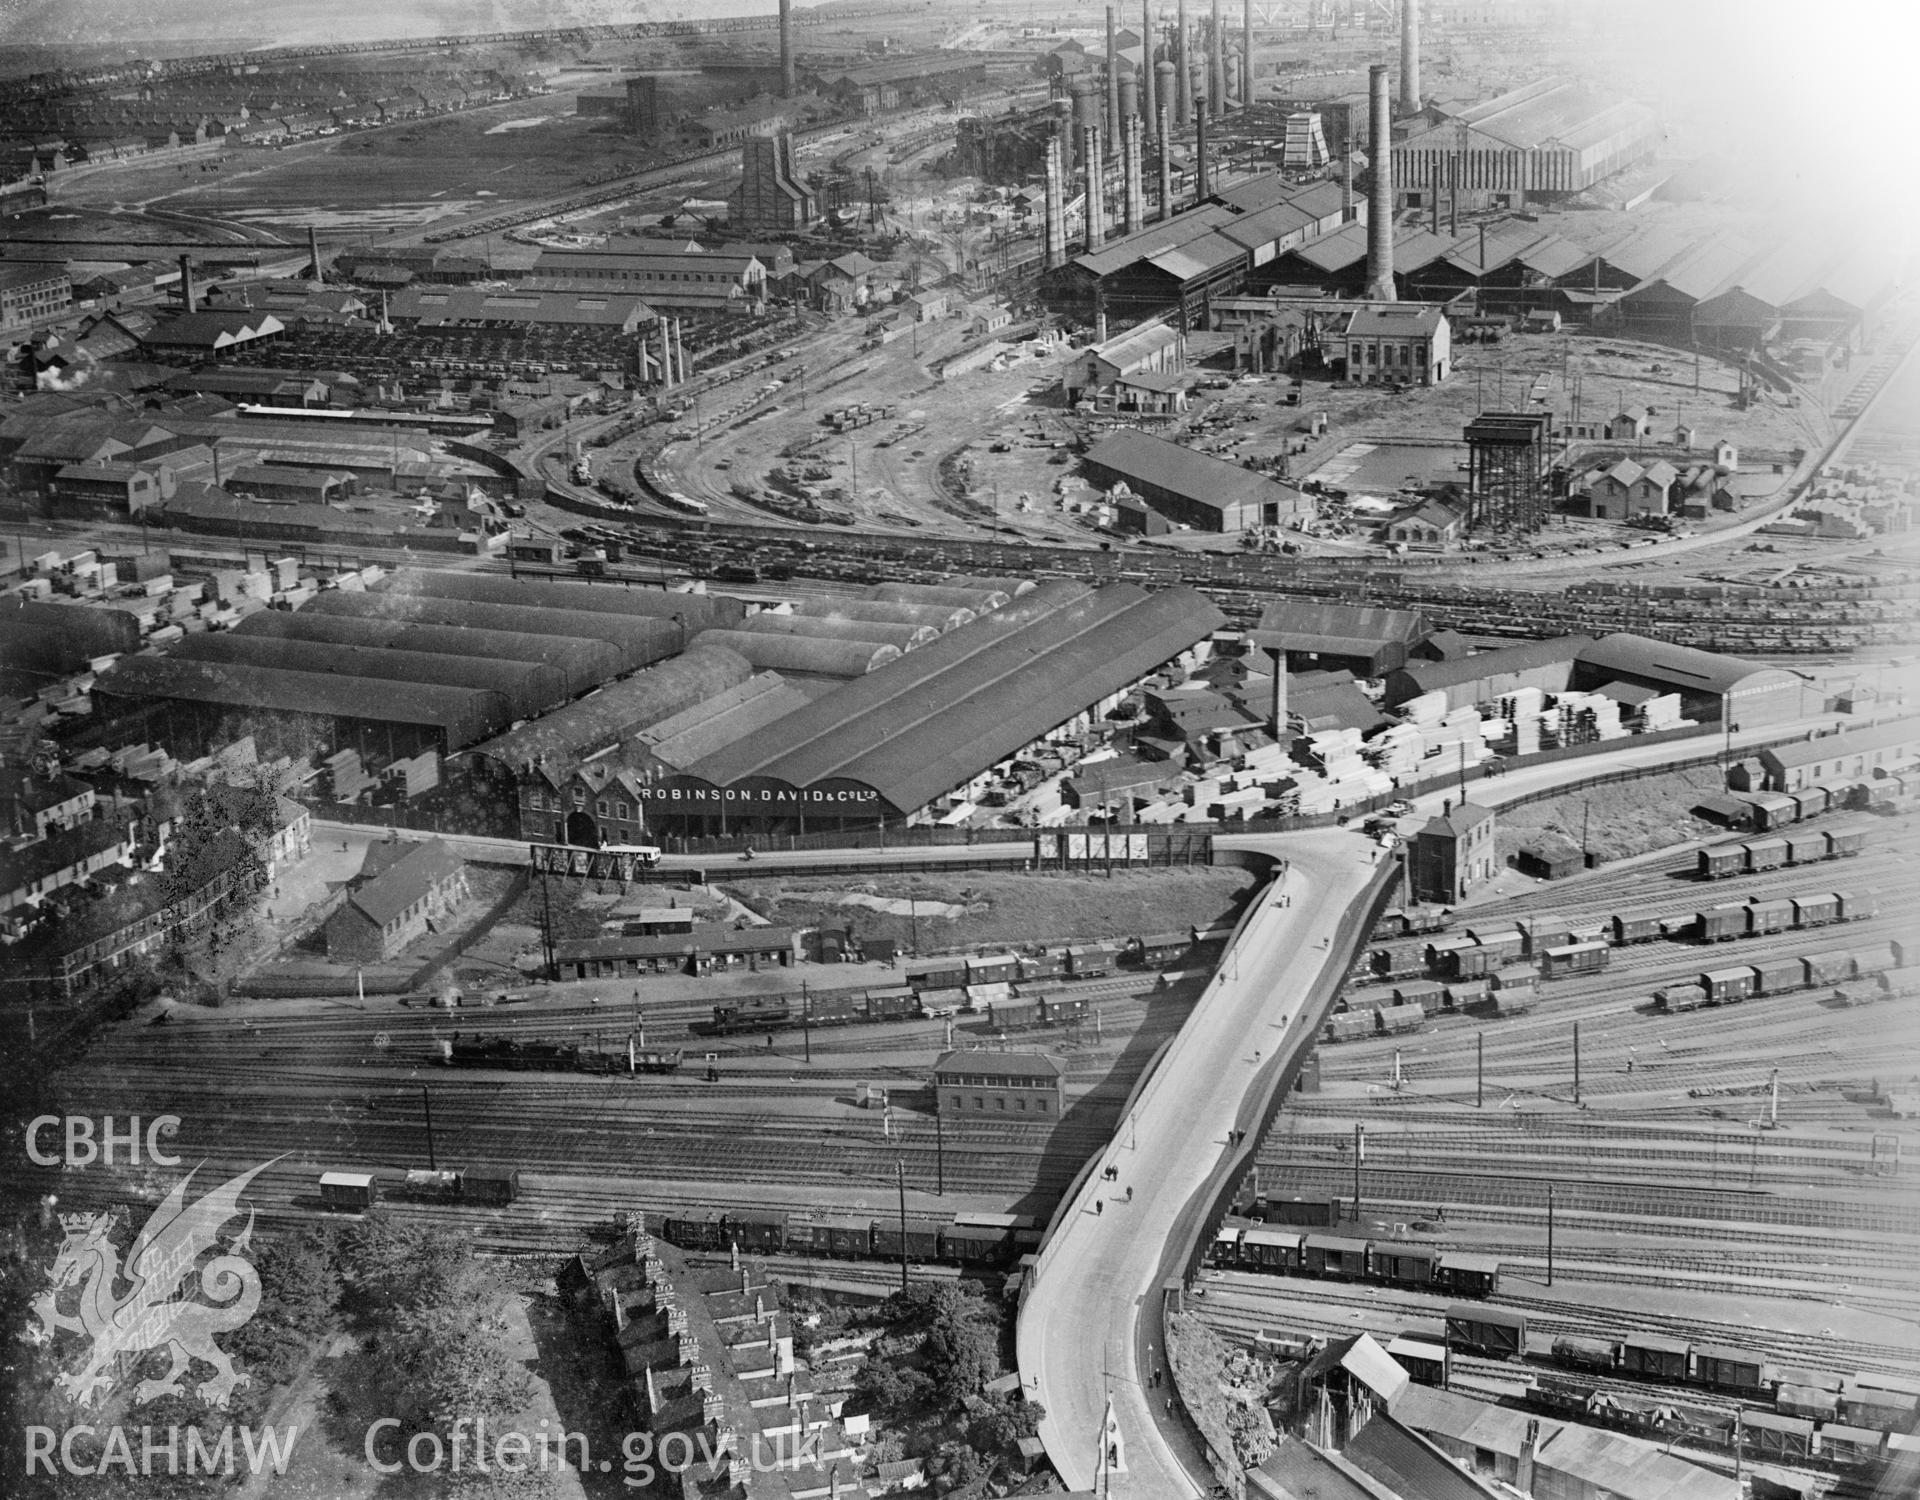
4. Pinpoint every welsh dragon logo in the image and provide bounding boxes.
[30,1160,274,1409]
